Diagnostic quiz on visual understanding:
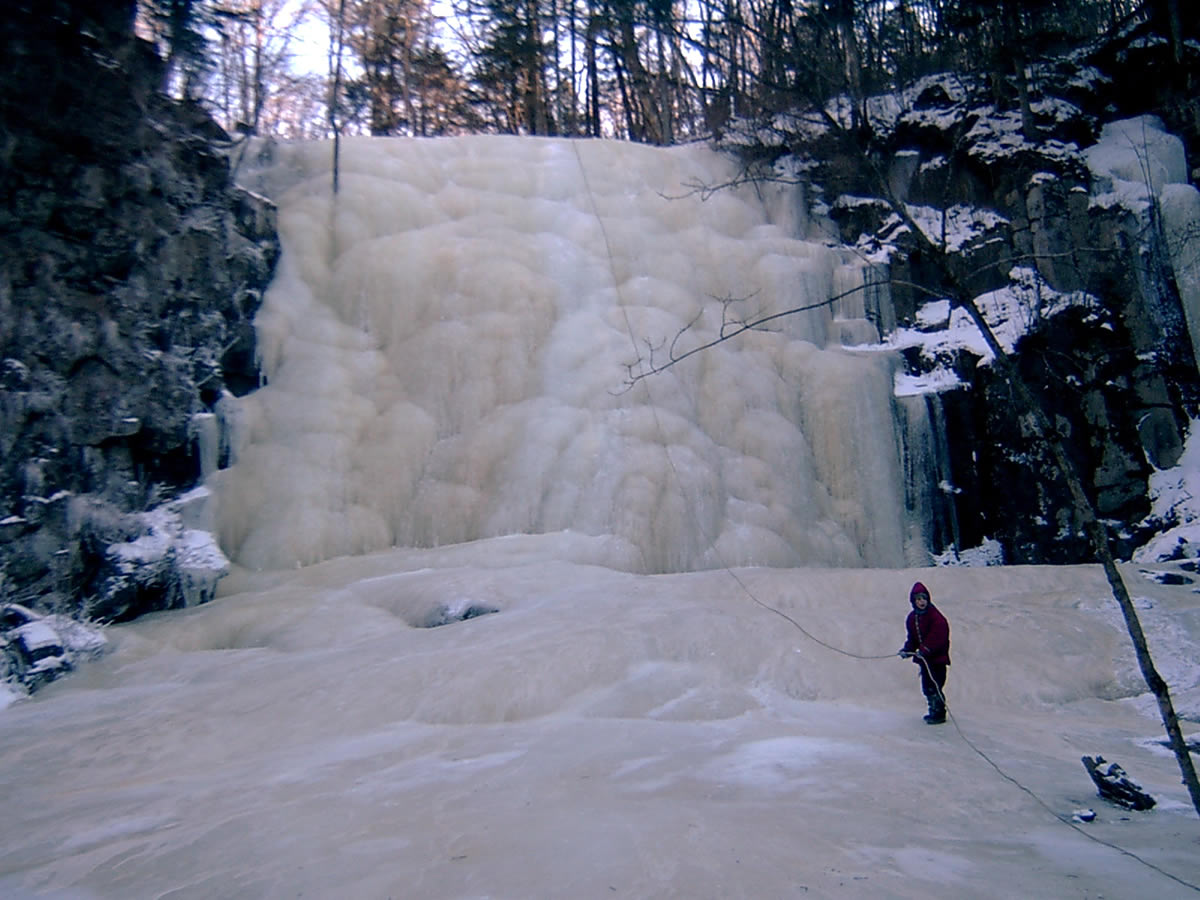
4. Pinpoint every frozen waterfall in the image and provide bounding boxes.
[216,136,928,572]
